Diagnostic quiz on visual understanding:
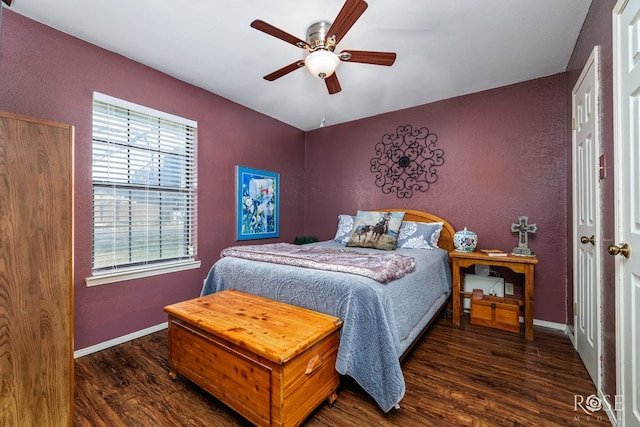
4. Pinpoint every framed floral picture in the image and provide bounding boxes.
[236,166,279,240]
